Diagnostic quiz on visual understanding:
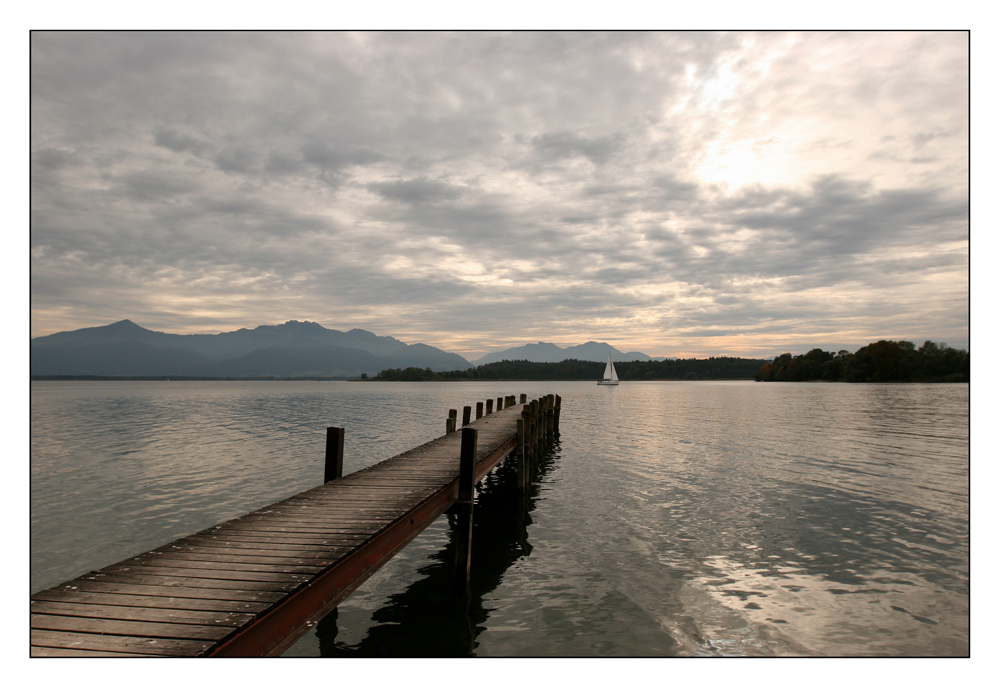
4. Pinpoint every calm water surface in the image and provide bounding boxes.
[30,380,969,656]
